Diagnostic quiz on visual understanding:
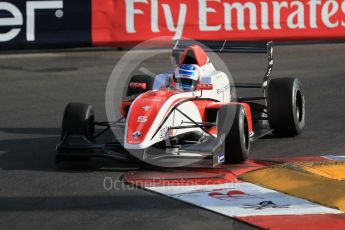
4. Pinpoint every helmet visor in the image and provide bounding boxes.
[176,78,196,91]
